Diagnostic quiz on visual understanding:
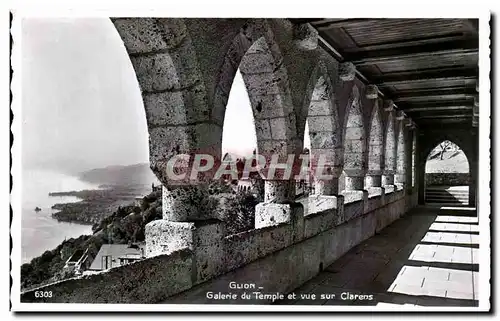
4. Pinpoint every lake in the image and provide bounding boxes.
[21,169,99,264]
